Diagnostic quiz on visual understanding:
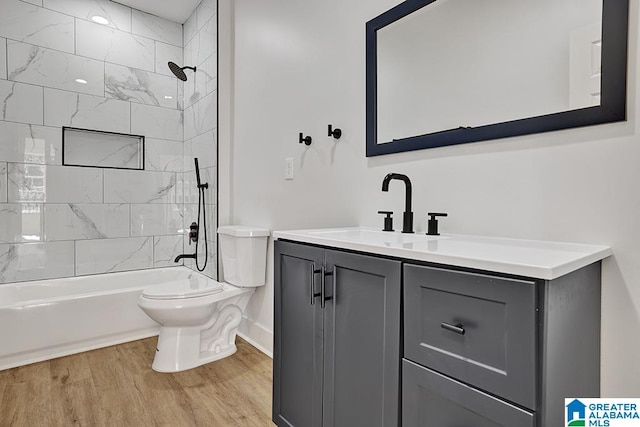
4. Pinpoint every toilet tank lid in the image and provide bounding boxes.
[218,225,270,237]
